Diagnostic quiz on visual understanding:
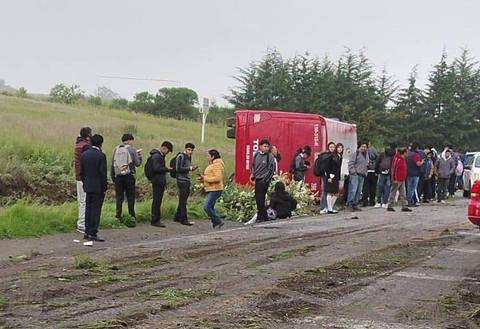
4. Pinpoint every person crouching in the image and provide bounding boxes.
[267,181,298,220]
